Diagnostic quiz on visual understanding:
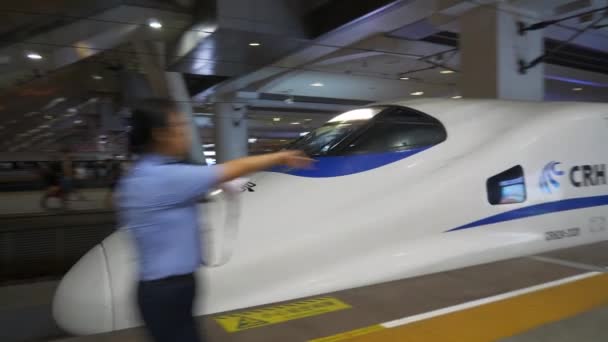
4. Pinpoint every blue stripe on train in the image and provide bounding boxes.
[447,195,608,232]
[267,147,428,178]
